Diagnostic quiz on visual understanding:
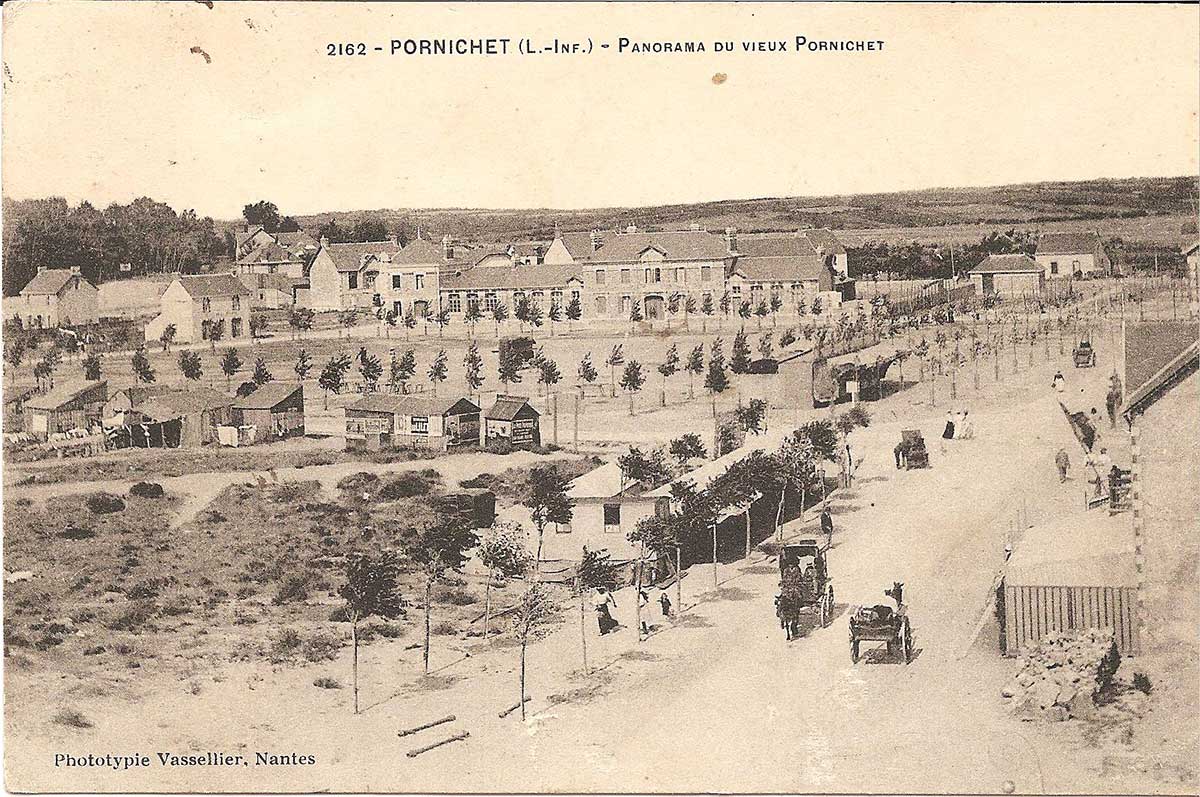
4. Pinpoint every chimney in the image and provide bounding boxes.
[590,229,603,252]
[442,234,454,262]
[724,227,738,253]
[625,223,638,234]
